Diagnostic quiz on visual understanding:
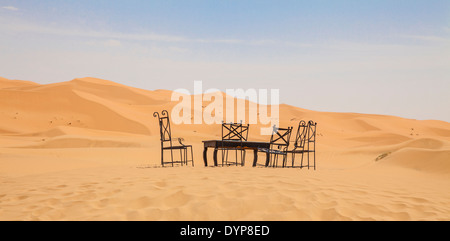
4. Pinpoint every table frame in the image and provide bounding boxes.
[202,140,271,167]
